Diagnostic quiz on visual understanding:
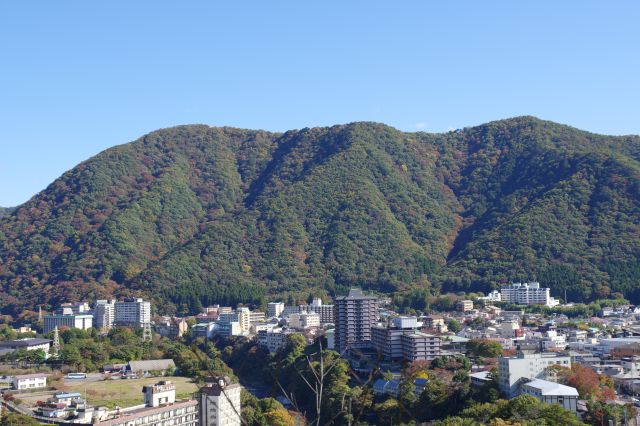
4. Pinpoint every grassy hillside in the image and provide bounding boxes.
[1,117,639,315]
